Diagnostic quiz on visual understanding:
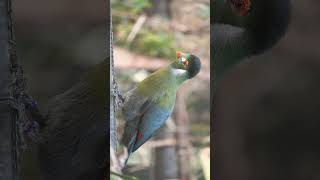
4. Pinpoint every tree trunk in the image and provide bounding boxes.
[110,5,123,175]
[149,0,170,18]
[110,16,117,157]
[153,125,178,180]
[175,87,191,180]
[0,0,20,179]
